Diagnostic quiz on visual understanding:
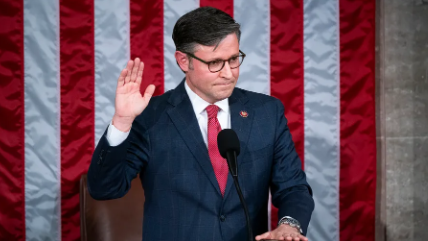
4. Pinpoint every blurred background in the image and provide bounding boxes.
[375,0,428,240]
